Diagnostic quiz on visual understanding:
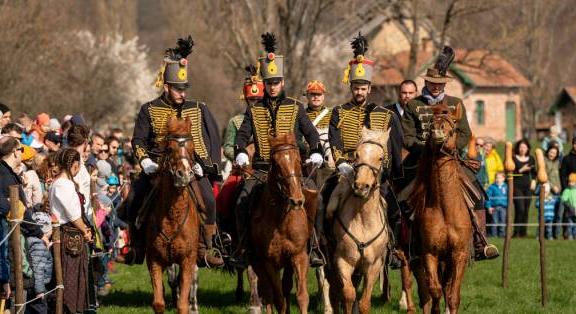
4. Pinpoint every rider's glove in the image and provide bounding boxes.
[307,153,324,168]
[192,163,204,177]
[337,162,354,176]
[235,153,249,167]
[140,158,159,175]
